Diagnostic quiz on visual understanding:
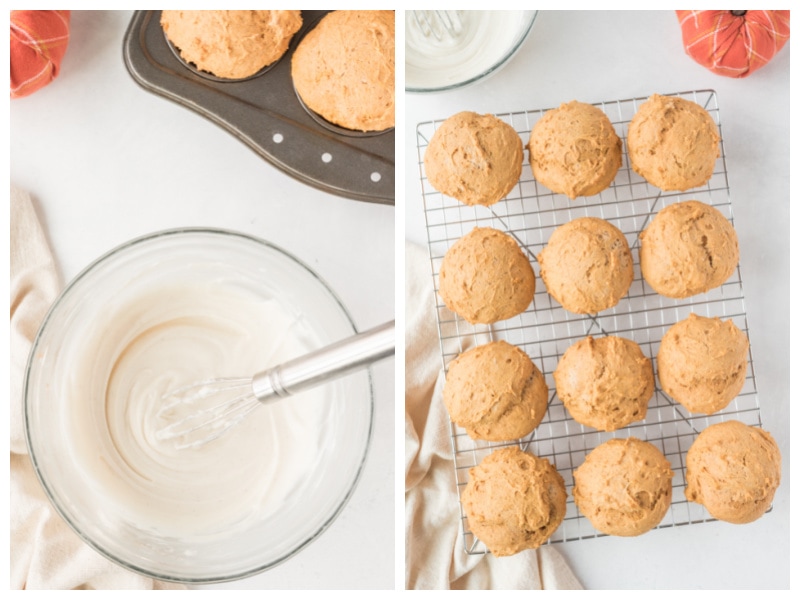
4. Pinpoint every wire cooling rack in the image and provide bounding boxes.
[416,90,763,554]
